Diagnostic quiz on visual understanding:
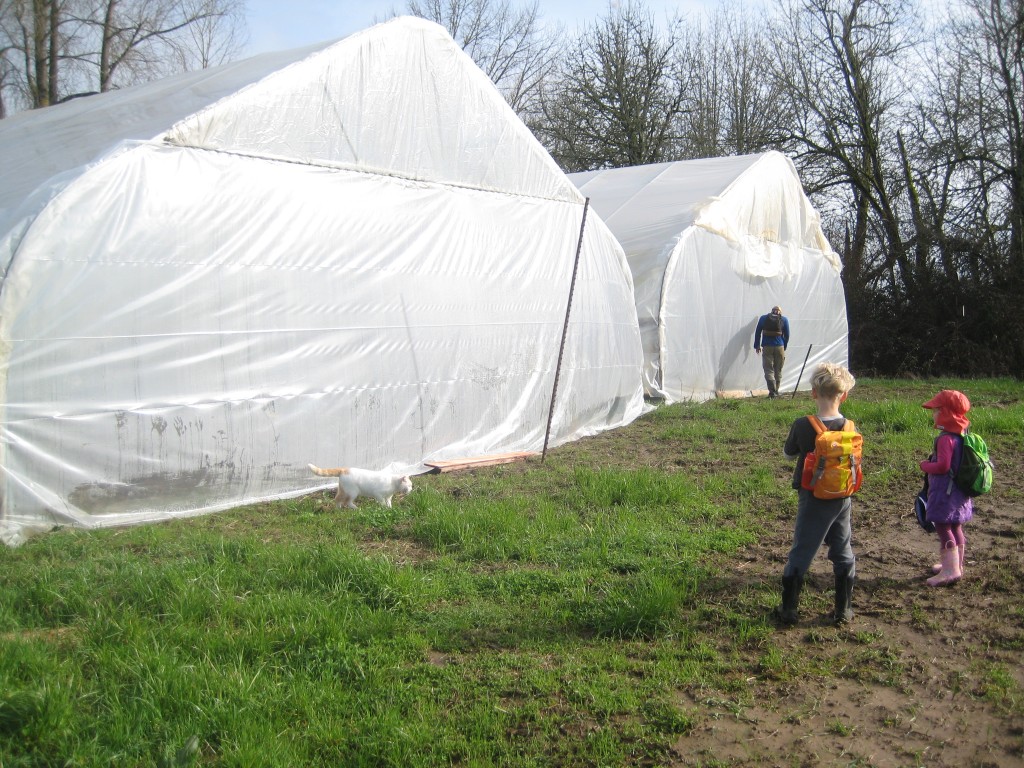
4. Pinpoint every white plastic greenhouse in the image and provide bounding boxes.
[570,152,849,403]
[0,17,646,545]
